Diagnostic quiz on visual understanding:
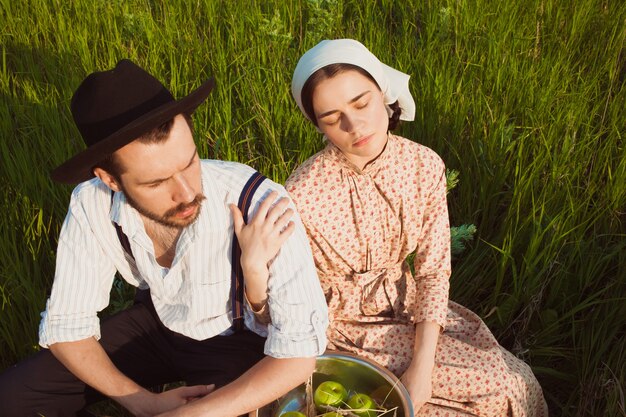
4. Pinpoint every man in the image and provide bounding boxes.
[0,60,328,416]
